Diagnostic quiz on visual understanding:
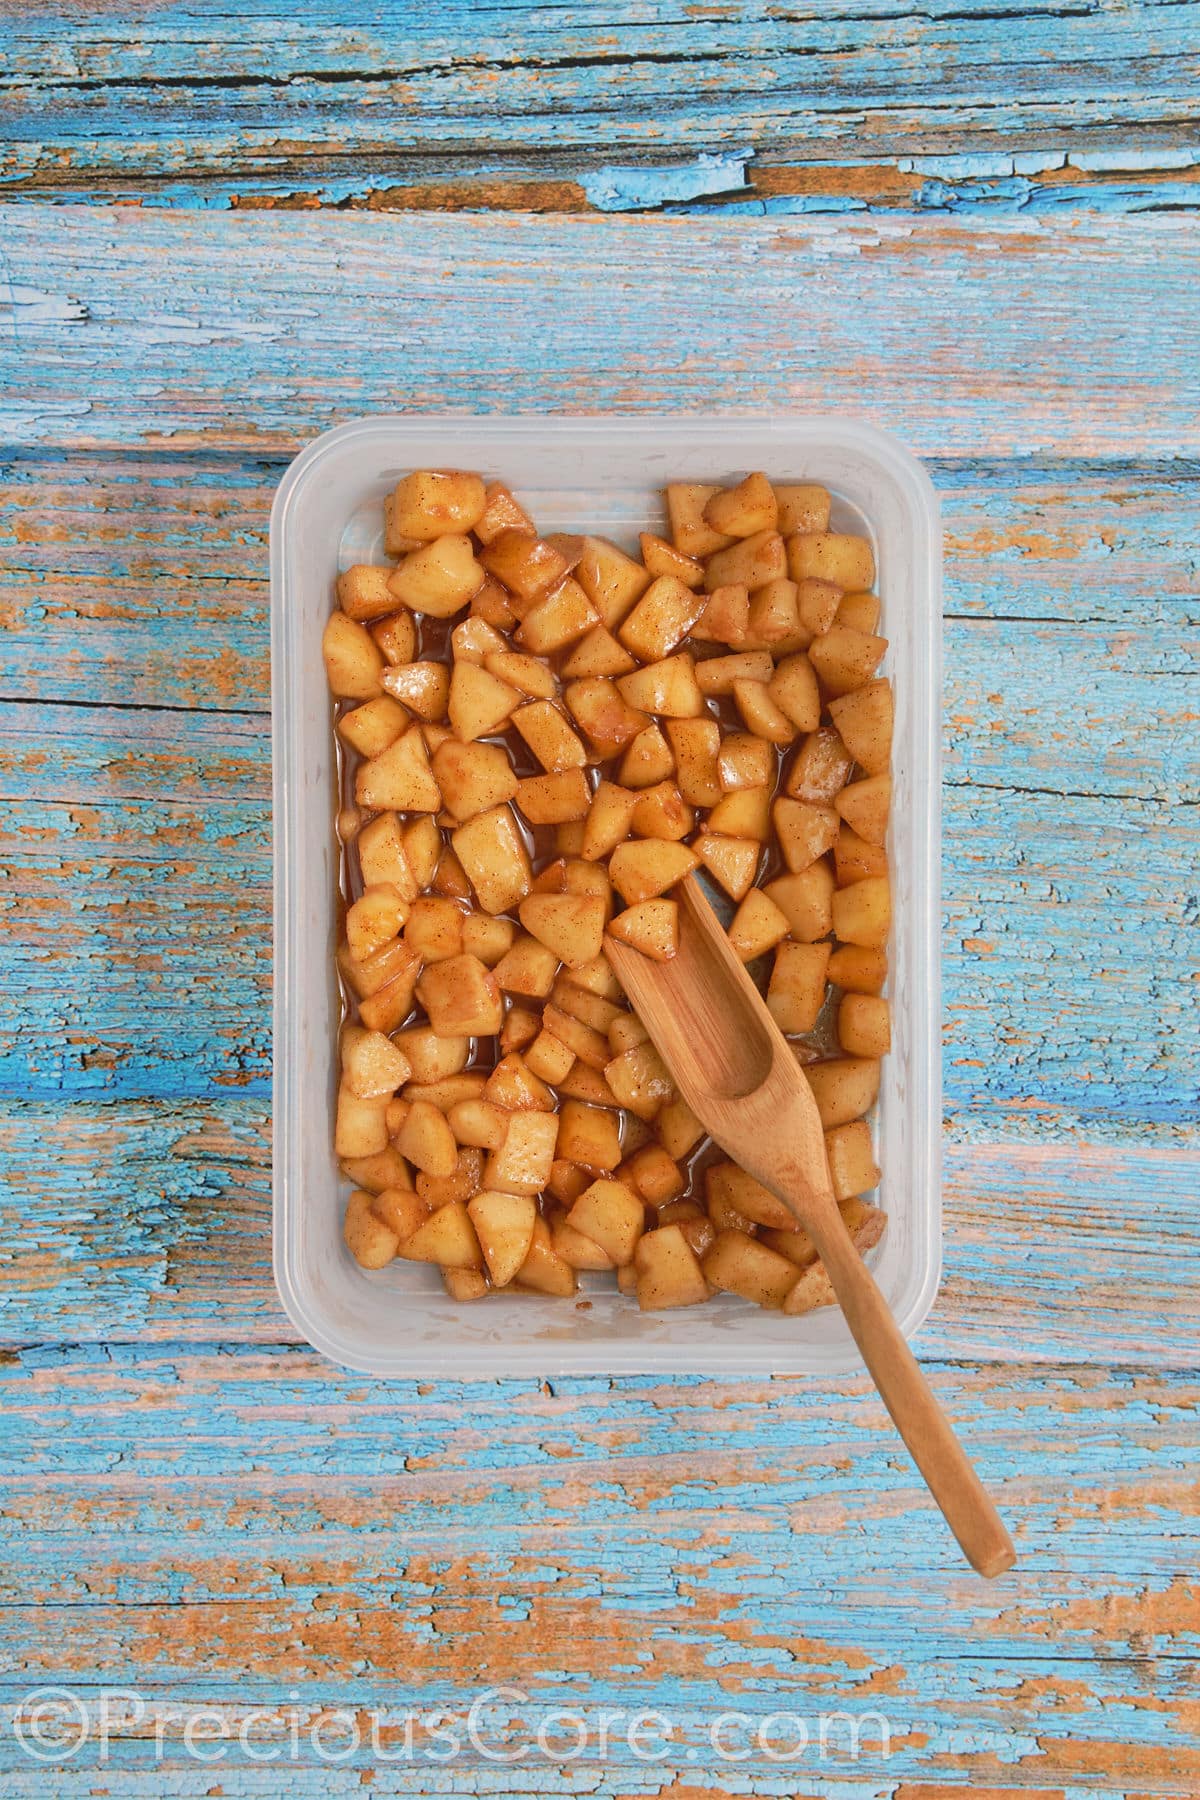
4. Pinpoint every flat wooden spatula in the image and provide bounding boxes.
[605,874,1015,1578]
